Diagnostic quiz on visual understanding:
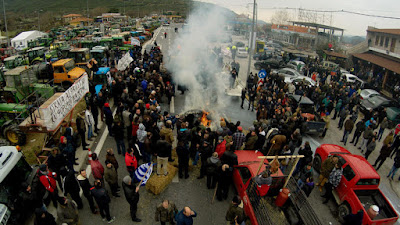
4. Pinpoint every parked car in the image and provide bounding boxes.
[360,95,399,115]
[313,144,398,225]
[343,74,365,87]
[386,107,400,128]
[235,41,245,47]
[321,60,339,70]
[236,47,248,58]
[254,57,285,70]
[271,68,302,78]
[287,60,305,71]
[284,75,316,87]
[359,89,380,100]
[253,51,273,60]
